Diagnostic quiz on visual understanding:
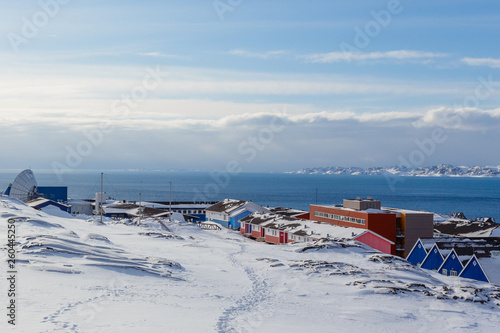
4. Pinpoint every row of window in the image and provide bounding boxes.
[314,211,366,225]
[242,223,311,242]
[173,209,204,214]
[269,229,278,236]
[441,269,458,276]
[288,234,307,242]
